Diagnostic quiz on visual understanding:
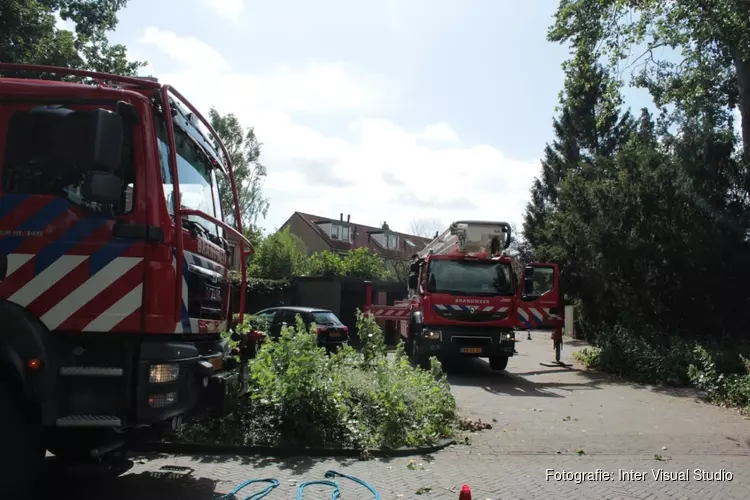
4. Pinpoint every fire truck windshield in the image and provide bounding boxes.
[158,128,221,238]
[427,259,514,296]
